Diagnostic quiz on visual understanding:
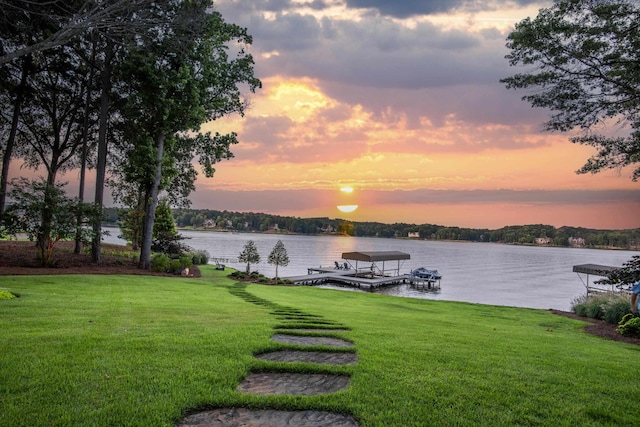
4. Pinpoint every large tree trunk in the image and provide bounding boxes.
[75,48,95,254]
[74,126,88,254]
[91,39,113,263]
[0,54,31,222]
[131,189,145,251]
[139,134,165,269]
[38,169,58,266]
